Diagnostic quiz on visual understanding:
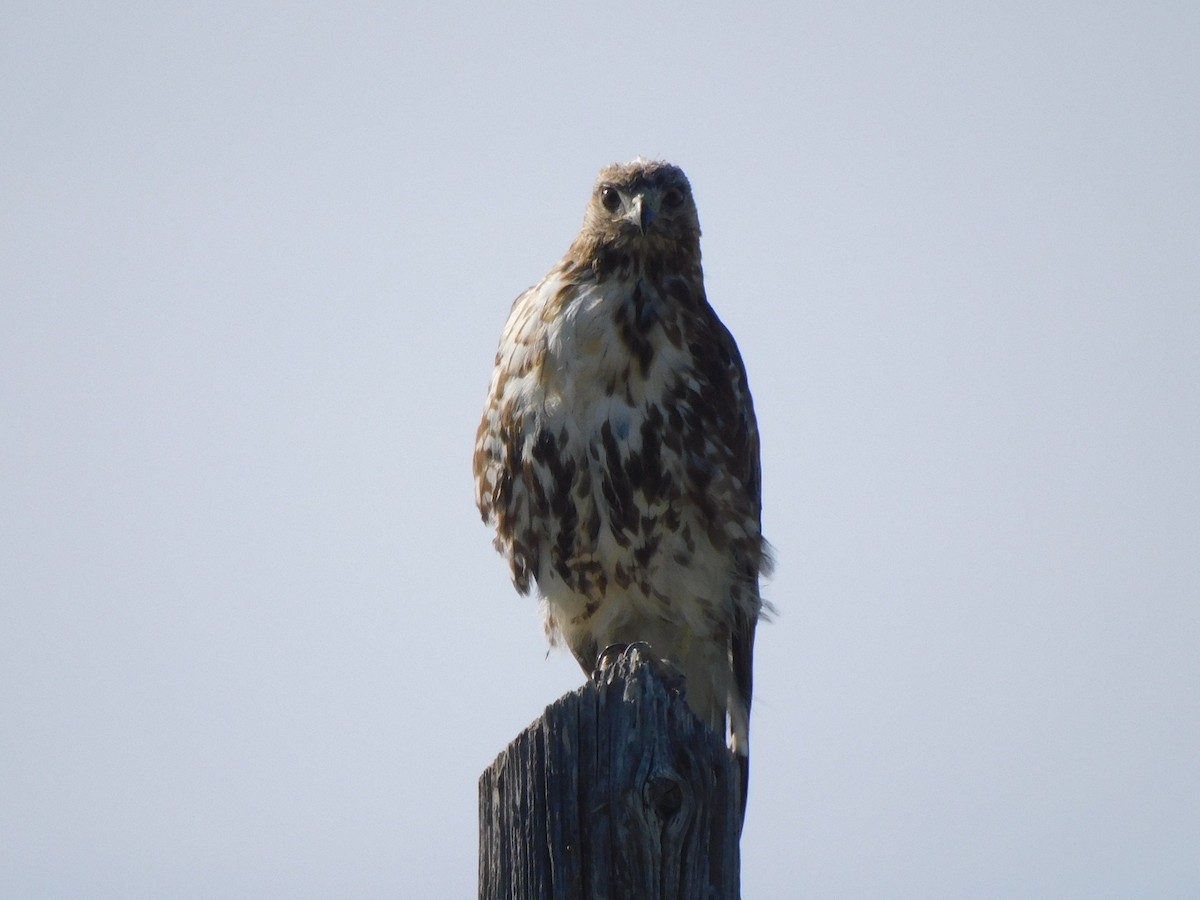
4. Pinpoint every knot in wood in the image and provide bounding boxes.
[645,772,685,819]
